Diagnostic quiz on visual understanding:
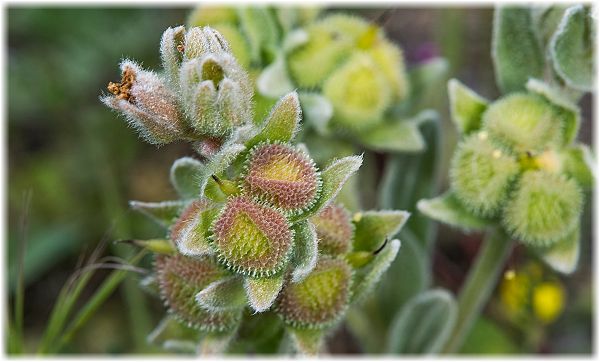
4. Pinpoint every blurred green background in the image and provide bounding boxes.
[7,6,593,354]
